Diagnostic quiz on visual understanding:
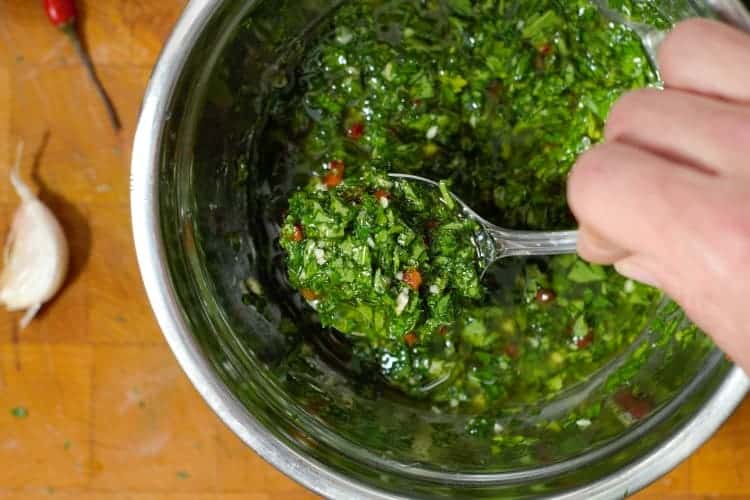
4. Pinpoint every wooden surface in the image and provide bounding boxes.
[0,2,747,499]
